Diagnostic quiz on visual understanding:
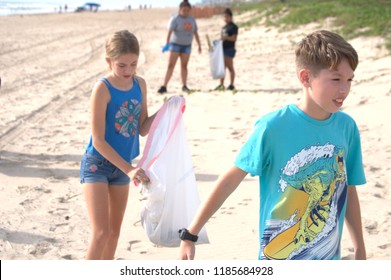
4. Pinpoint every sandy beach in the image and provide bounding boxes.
[0,8,390,260]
